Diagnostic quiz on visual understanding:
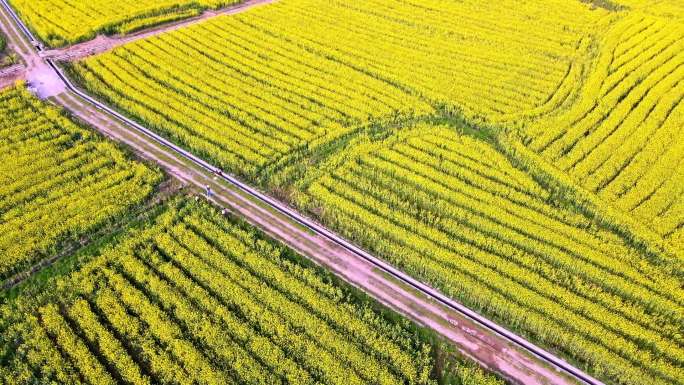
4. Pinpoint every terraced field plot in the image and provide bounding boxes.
[0,200,502,385]
[8,0,242,47]
[0,85,162,282]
